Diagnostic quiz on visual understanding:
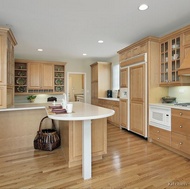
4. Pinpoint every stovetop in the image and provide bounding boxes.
[174,102,190,107]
